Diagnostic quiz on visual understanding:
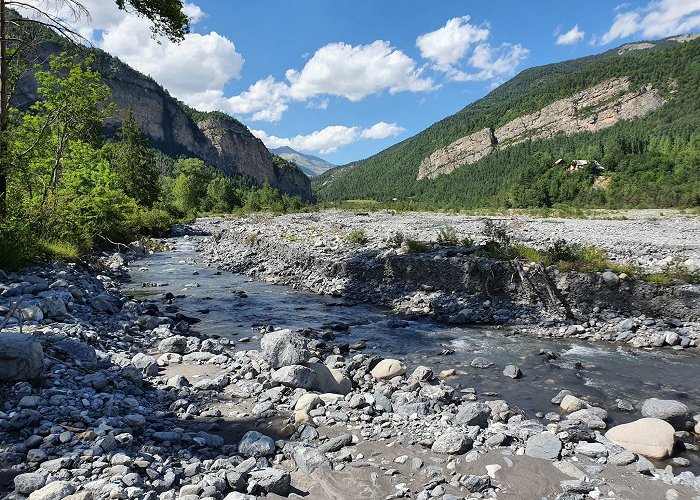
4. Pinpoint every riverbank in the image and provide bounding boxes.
[196,211,700,351]
[1,231,699,499]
